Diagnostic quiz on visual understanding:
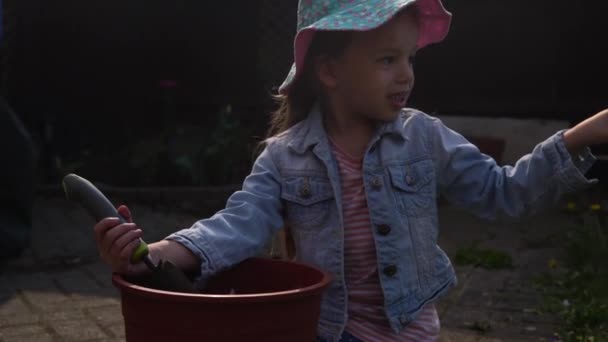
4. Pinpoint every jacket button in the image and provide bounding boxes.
[405,174,415,185]
[299,185,312,198]
[377,224,391,236]
[383,264,397,277]
[371,177,382,189]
